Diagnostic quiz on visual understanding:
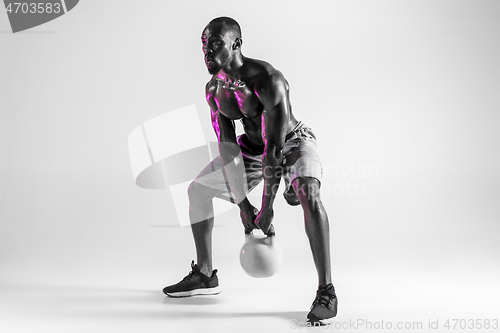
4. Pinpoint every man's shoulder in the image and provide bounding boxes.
[205,77,219,99]
[204,77,220,111]
[247,58,285,82]
[247,59,288,95]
